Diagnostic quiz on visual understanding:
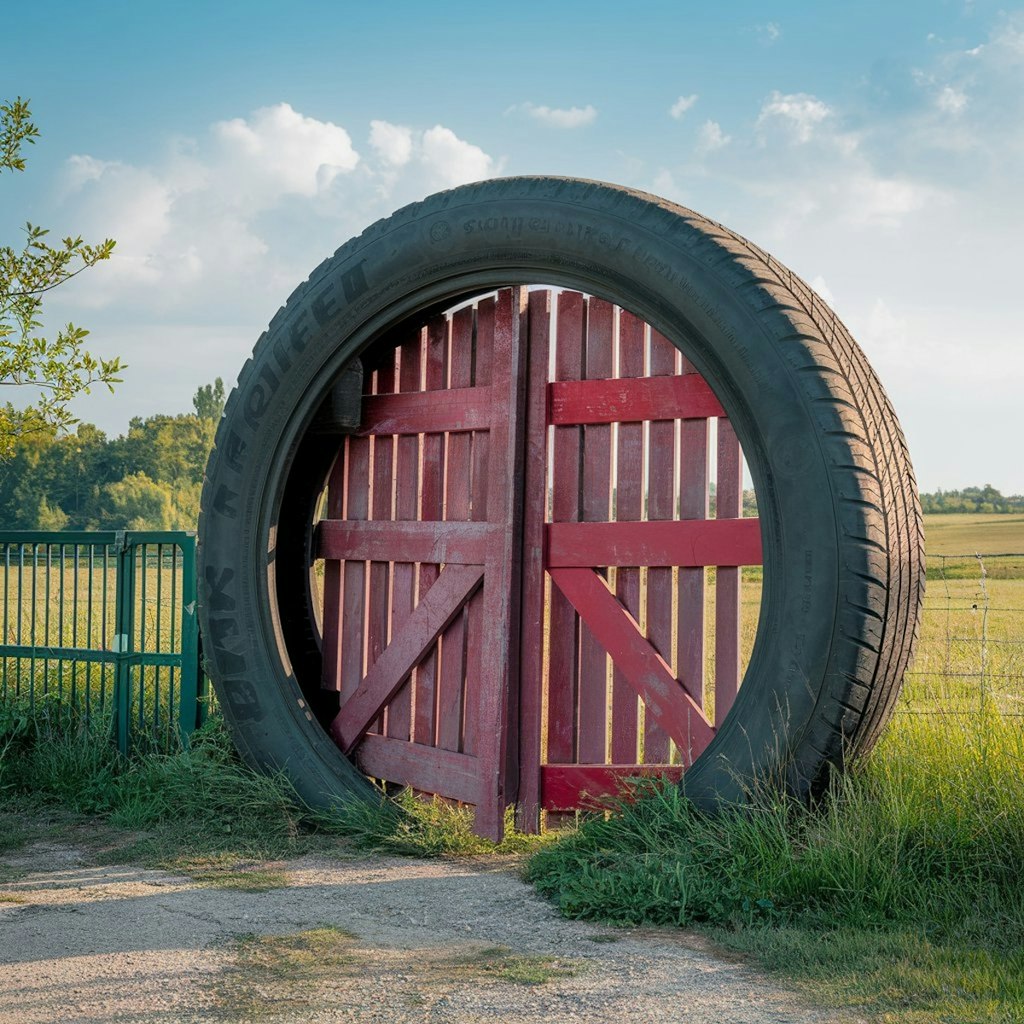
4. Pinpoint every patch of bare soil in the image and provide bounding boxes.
[0,837,854,1023]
